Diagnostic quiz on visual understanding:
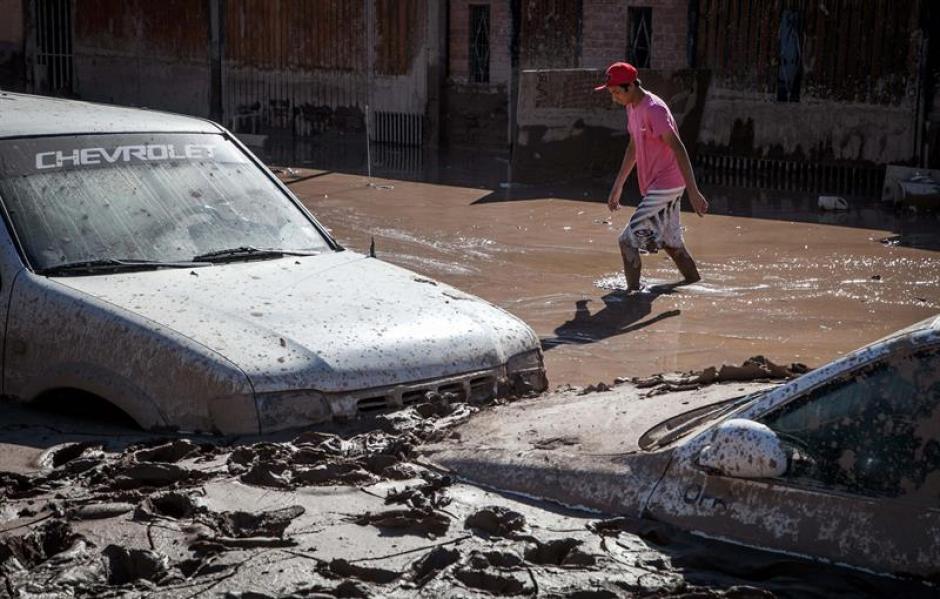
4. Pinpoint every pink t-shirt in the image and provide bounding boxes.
[626,92,685,196]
